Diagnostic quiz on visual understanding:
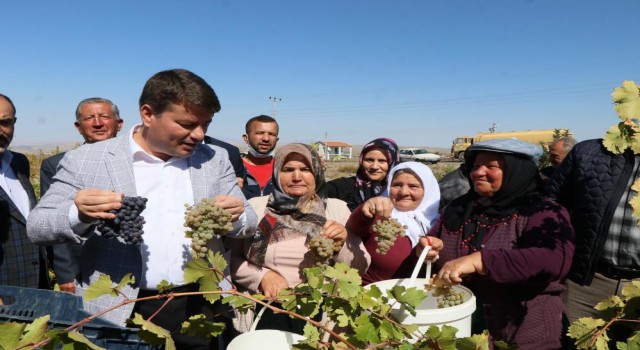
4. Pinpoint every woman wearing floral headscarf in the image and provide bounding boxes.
[230,143,370,334]
[326,138,400,211]
[347,161,441,285]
